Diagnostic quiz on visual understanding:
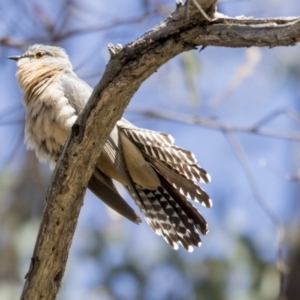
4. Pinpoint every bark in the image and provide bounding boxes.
[20,0,300,299]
